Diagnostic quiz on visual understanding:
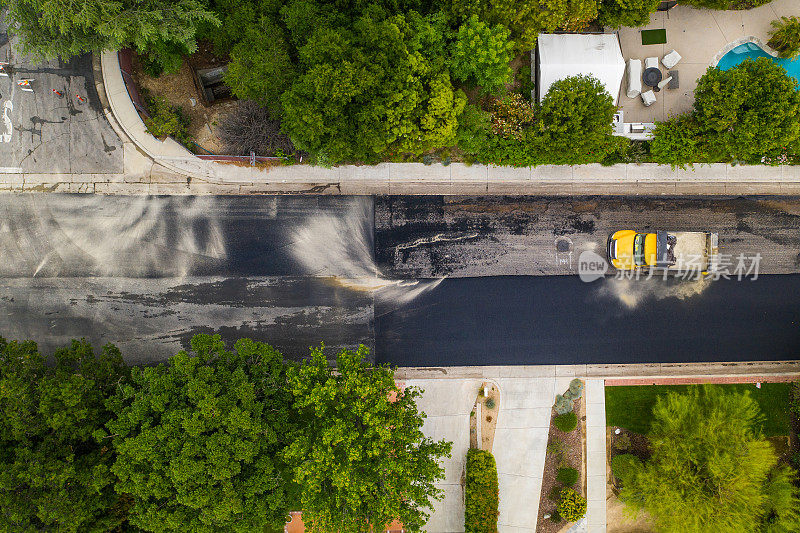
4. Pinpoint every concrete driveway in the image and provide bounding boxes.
[408,372,561,533]
[0,16,122,174]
